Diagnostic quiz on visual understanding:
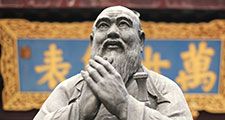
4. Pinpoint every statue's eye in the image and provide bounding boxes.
[118,20,130,29]
[97,22,109,30]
